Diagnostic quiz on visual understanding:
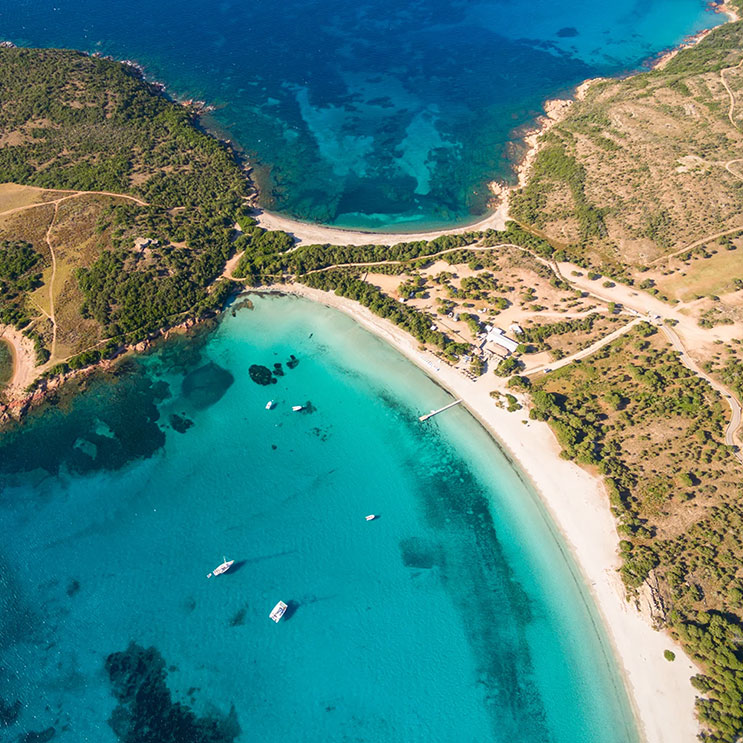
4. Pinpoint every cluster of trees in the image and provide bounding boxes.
[518,313,601,351]
[301,271,470,360]
[0,49,253,369]
[0,48,249,210]
[0,240,43,328]
[230,220,556,285]
[493,356,523,377]
[77,209,240,343]
[510,134,607,243]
